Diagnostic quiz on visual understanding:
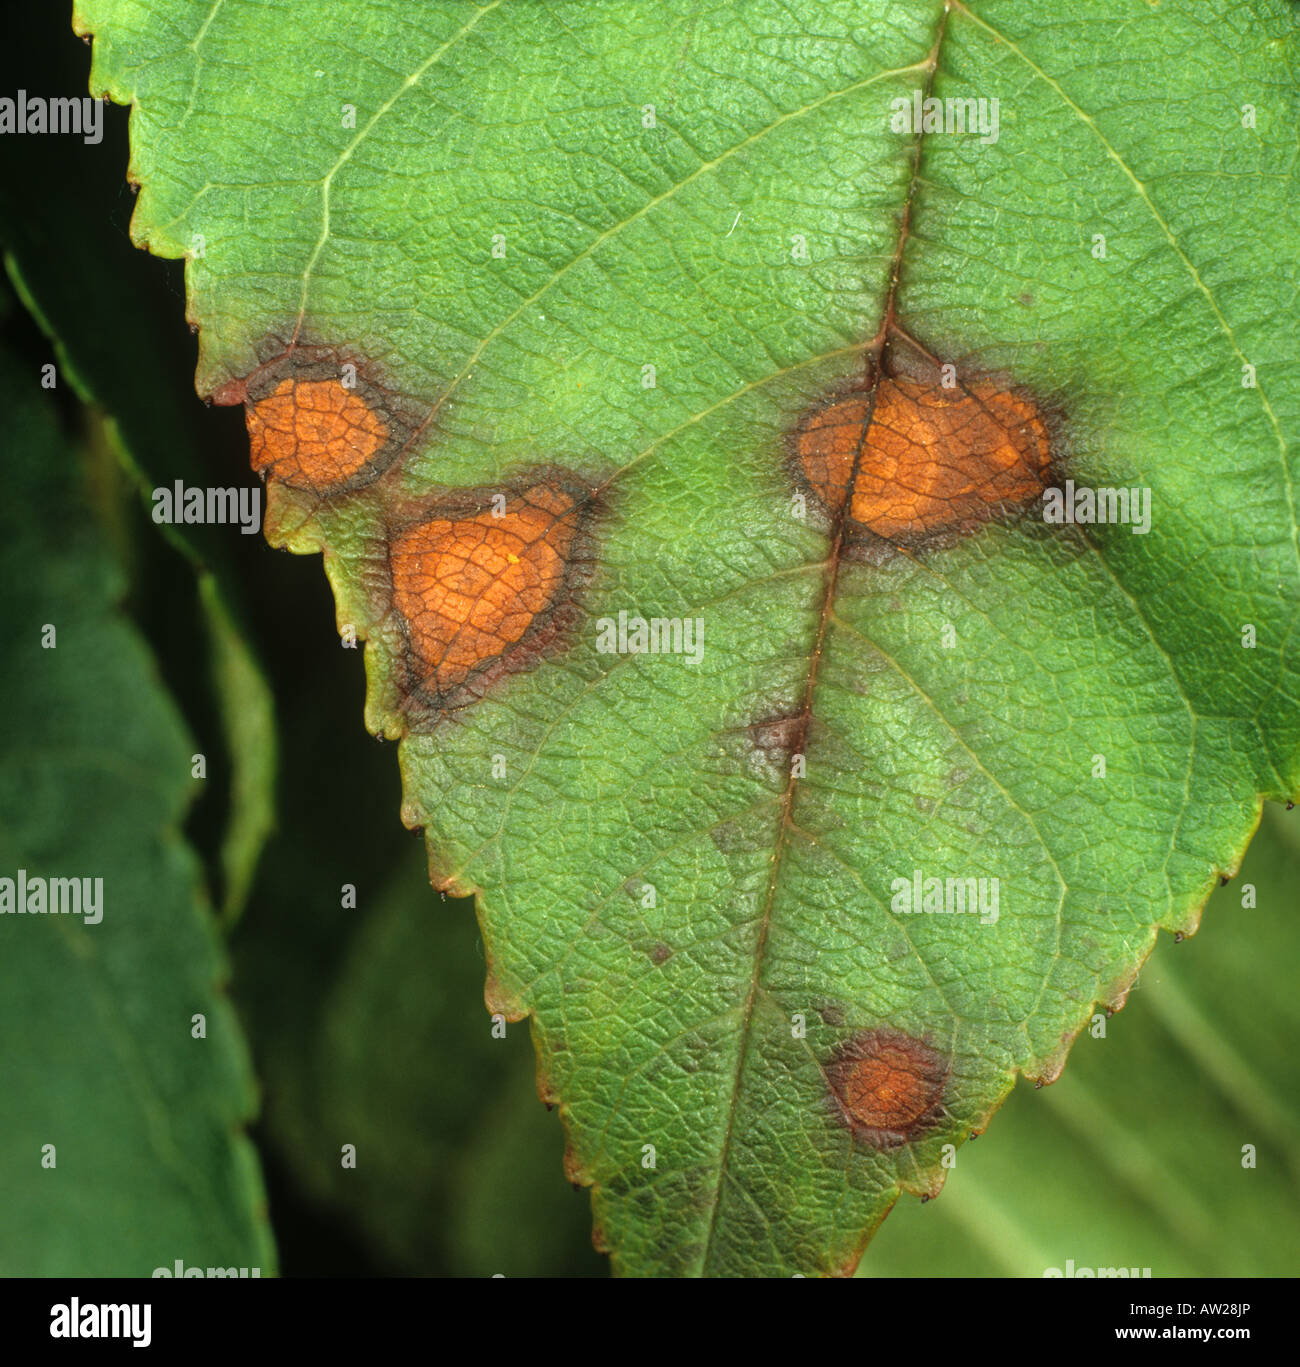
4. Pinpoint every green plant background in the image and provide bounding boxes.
[0,5,1296,1276]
